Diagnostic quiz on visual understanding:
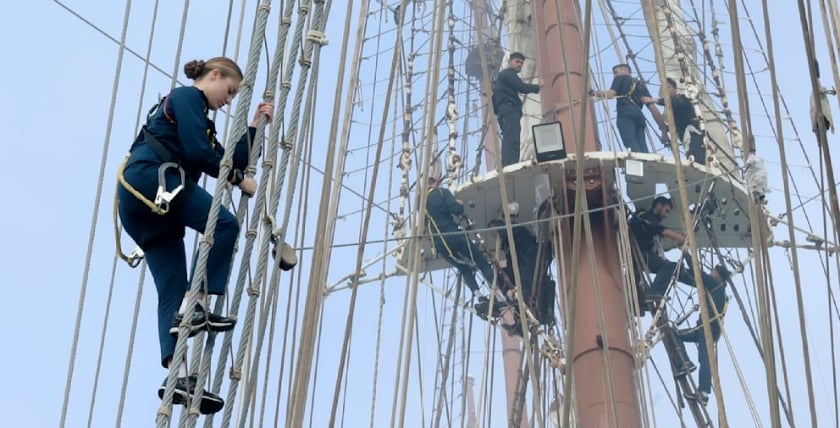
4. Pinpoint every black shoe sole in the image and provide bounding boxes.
[207,319,236,332]
[158,386,224,415]
[169,320,207,337]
